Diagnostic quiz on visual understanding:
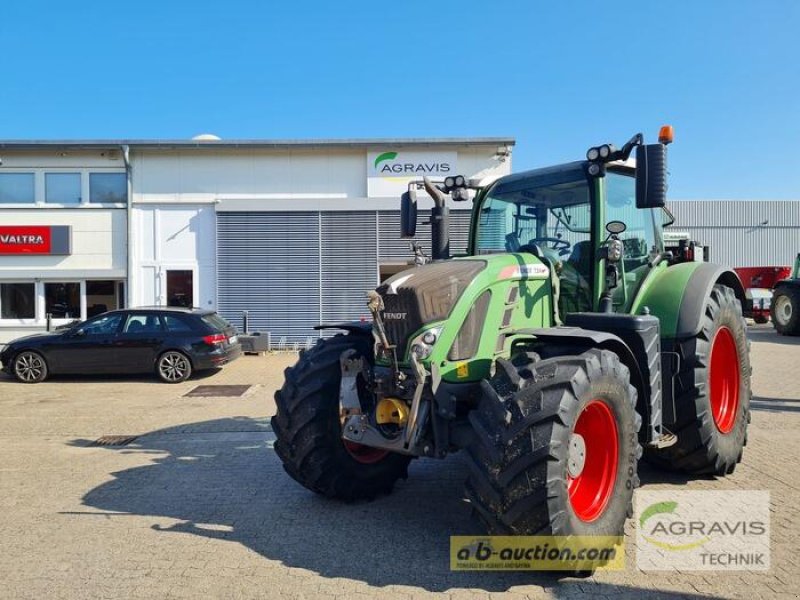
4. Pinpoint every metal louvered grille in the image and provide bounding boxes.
[321,212,378,324]
[217,208,476,344]
[378,209,472,261]
[217,212,321,343]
